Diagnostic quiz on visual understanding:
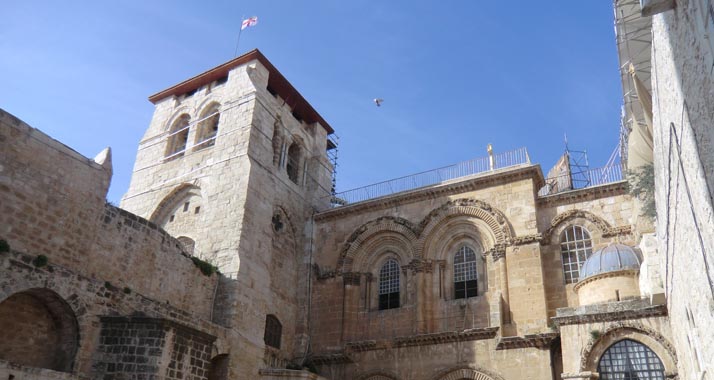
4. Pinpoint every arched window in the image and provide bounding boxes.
[454,245,478,299]
[286,143,301,184]
[560,225,593,284]
[378,259,400,310]
[166,114,190,159]
[195,103,220,150]
[264,315,282,349]
[598,339,665,379]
